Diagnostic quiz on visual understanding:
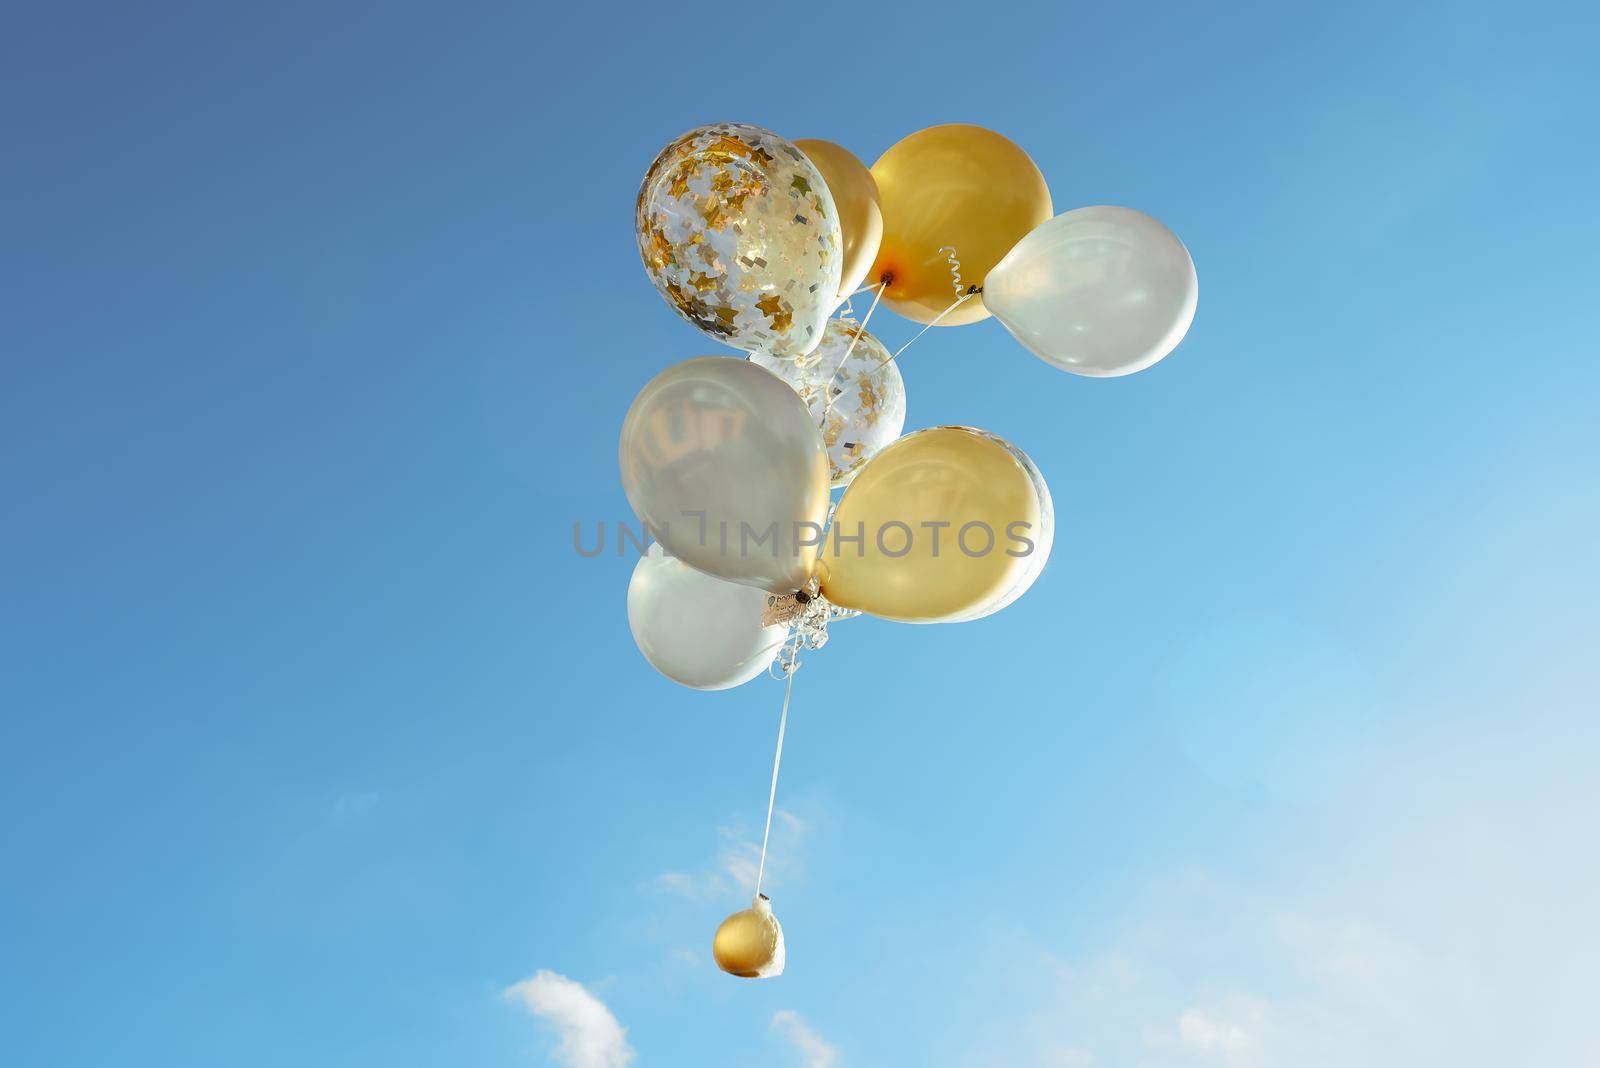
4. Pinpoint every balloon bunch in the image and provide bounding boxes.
[621,122,1196,979]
